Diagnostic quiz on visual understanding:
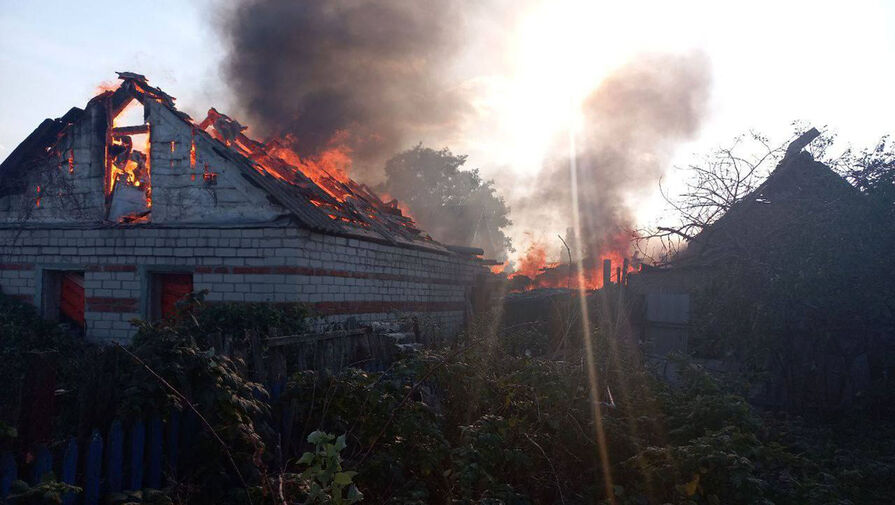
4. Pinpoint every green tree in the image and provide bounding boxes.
[378,145,512,260]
